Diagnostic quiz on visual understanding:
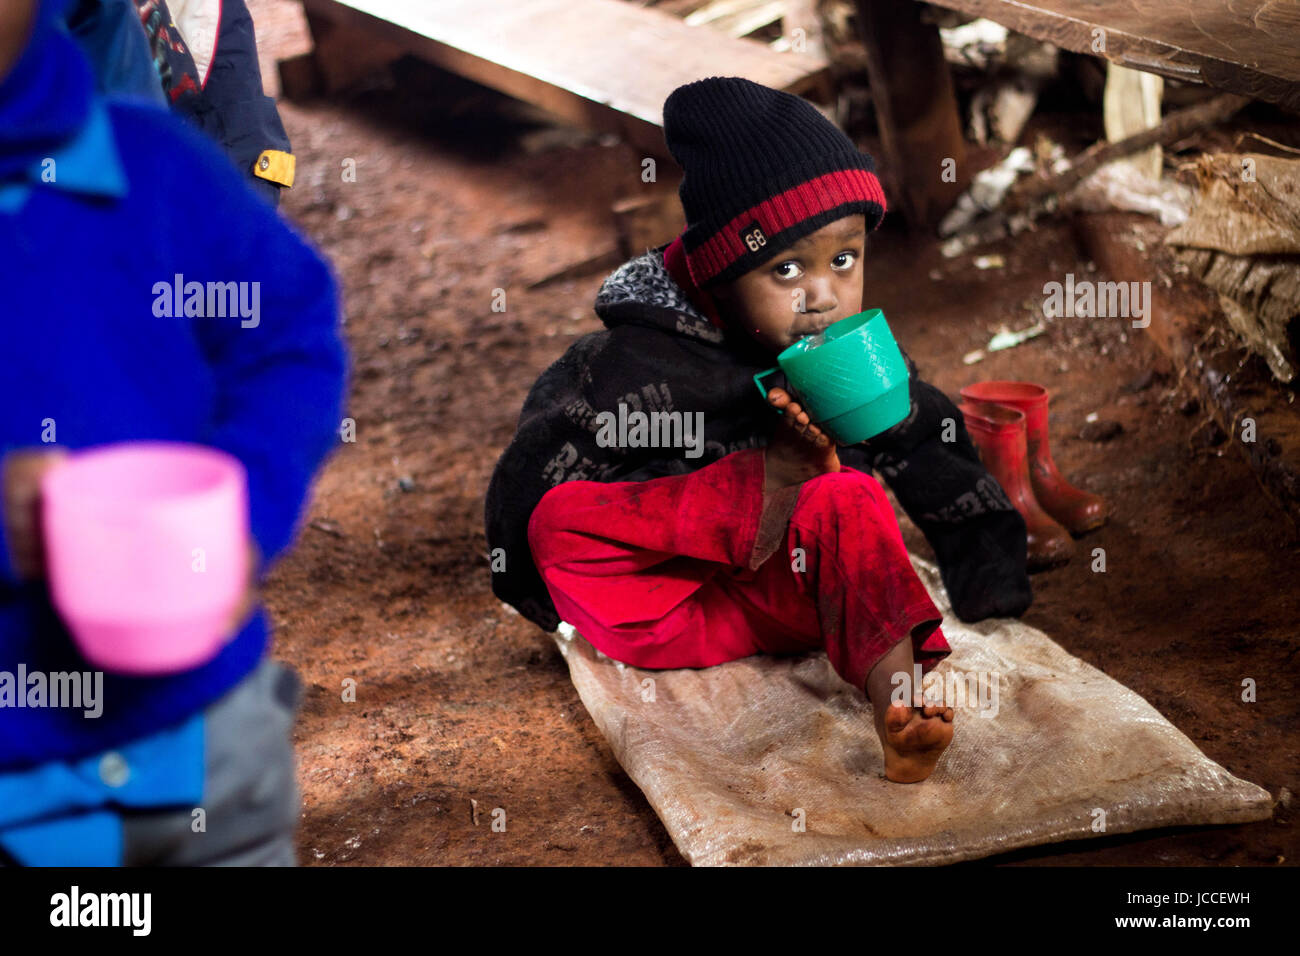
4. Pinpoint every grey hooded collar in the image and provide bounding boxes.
[593,248,726,345]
